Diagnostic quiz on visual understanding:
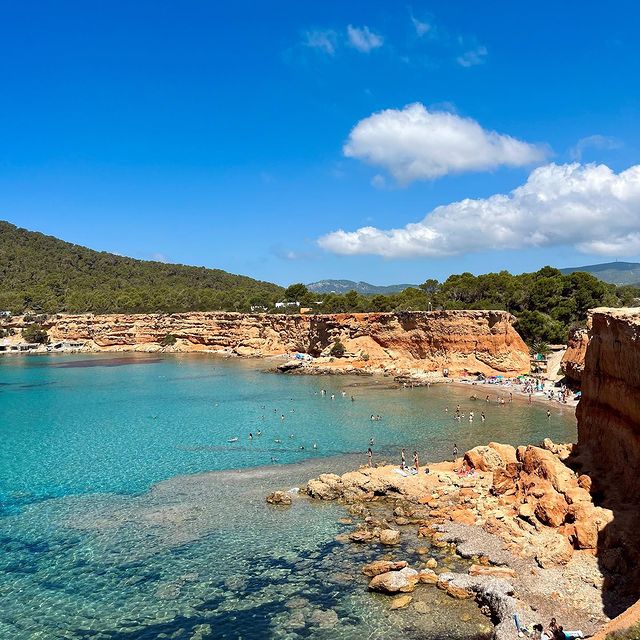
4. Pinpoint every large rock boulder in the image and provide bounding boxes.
[464,445,505,472]
[362,560,408,577]
[568,503,614,550]
[368,567,419,593]
[488,442,518,465]
[534,491,569,527]
[520,446,575,495]
[305,473,343,500]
